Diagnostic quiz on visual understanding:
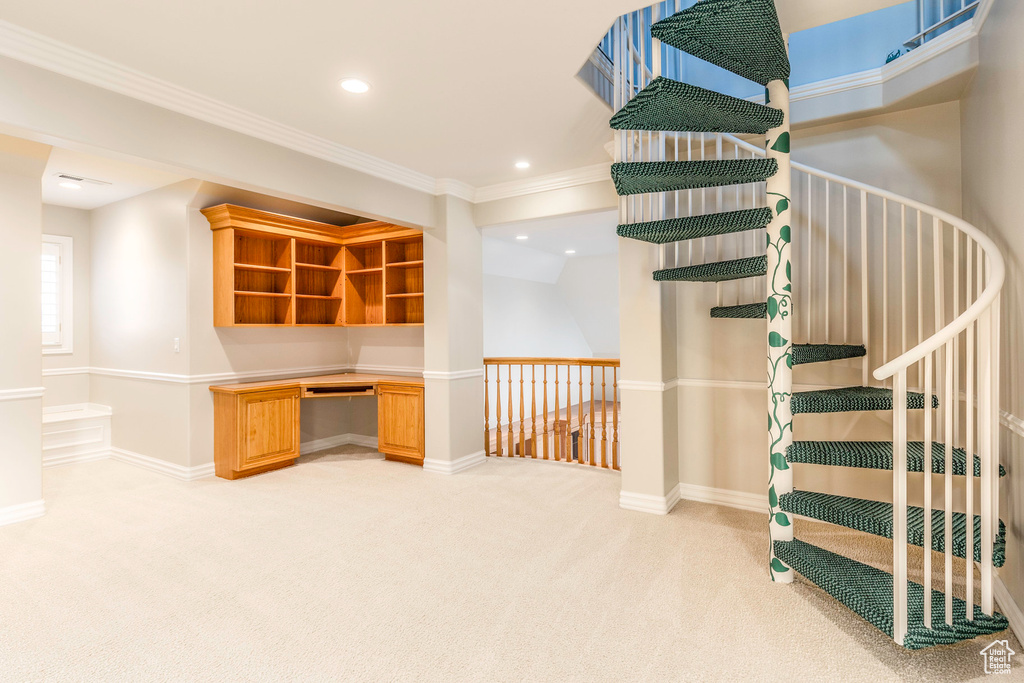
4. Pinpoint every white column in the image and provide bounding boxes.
[422,194,485,474]
[0,135,50,525]
[617,236,680,515]
[765,68,793,581]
